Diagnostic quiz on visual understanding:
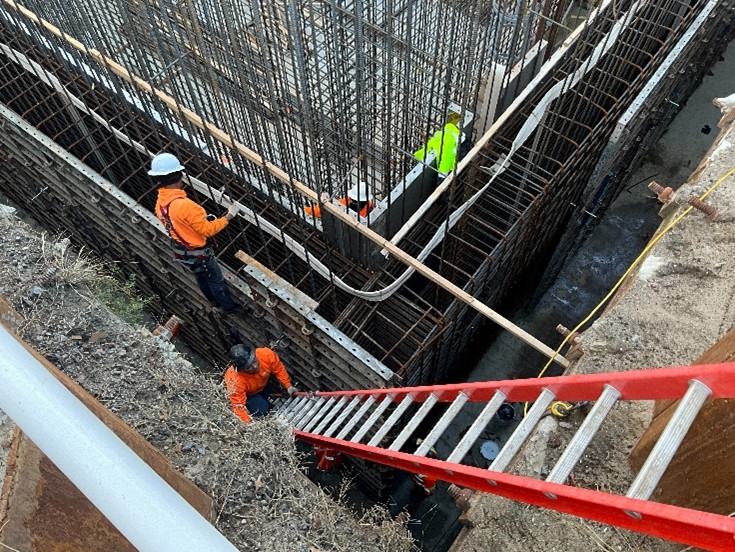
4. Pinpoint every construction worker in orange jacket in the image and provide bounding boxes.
[304,183,375,219]
[150,153,241,313]
[224,341,298,423]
